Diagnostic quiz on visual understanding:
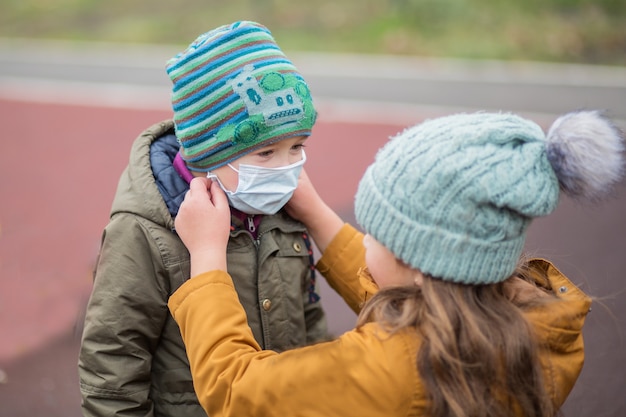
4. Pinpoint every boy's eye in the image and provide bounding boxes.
[291,143,306,151]
[257,150,274,157]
